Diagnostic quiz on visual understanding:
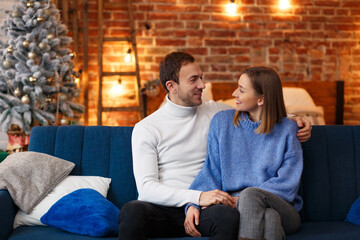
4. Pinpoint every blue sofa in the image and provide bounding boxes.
[1,125,360,240]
